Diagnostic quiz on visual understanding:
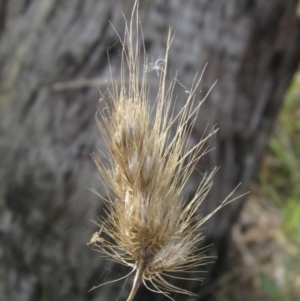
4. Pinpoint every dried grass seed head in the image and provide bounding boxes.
[89,2,238,301]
